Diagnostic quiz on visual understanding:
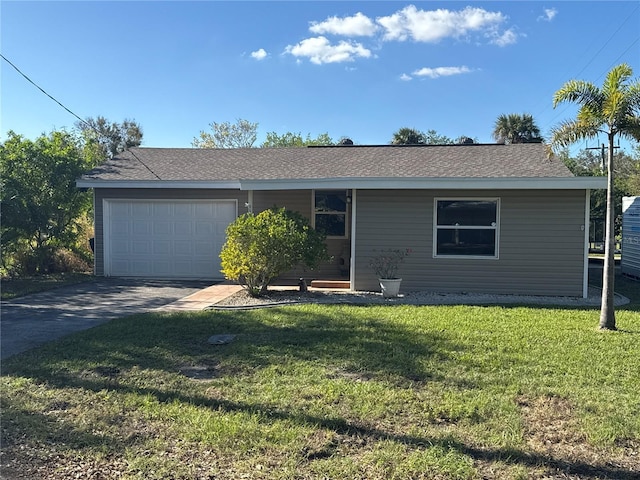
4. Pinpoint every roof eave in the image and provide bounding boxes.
[76,180,243,189]
[76,176,607,191]
[239,177,608,190]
